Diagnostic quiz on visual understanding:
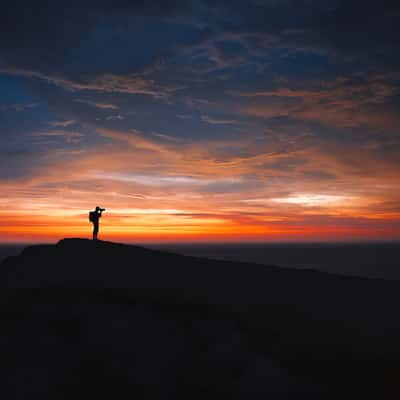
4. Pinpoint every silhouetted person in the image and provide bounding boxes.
[89,206,105,240]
